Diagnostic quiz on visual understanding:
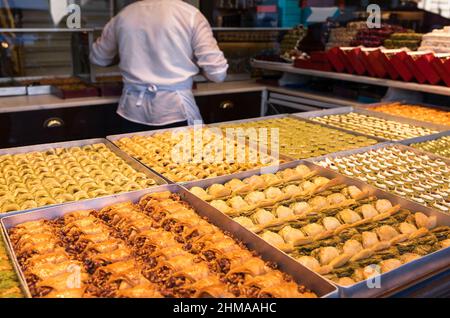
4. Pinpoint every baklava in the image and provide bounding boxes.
[0,144,157,214]
[8,192,316,298]
[191,164,450,286]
